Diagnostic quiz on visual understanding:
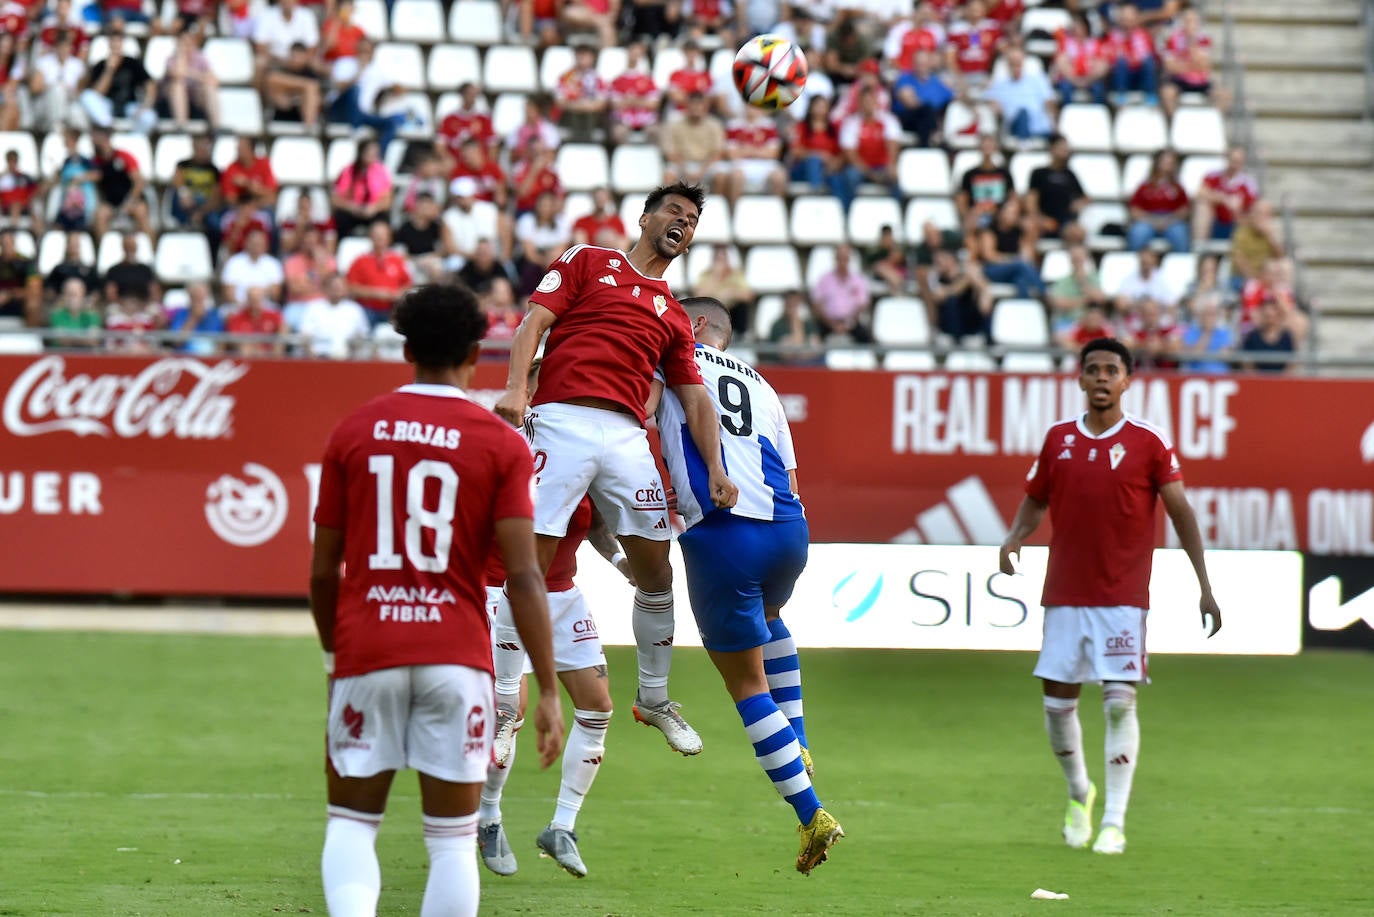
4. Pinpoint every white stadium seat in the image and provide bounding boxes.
[733,195,790,245]
[1009,151,1051,195]
[683,244,736,287]
[217,87,264,136]
[98,232,154,274]
[990,298,1050,346]
[1079,202,1128,250]
[651,47,686,90]
[1180,154,1226,195]
[109,134,152,176]
[484,45,539,94]
[490,93,527,138]
[1068,153,1123,200]
[1112,105,1168,155]
[141,35,177,81]
[154,233,214,284]
[204,37,255,85]
[540,45,575,93]
[789,195,847,246]
[326,138,358,182]
[1058,103,1114,152]
[1121,152,1152,197]
[825,349,880,370]
[1097,251,1139,297]
[905,197,960,236]
[562,191,594,226]
[270,137,326,186]
[897,148,952,197]
[1171,107,1228,156]
[805,246,836,289]
[597,46,630,83]
[1022,6,1071,38]
[744,245,803,294]
[872,296,930,346]
[335,236,373,275]
[554,144,610,192]
[847,198,903,247]
[428,45,482,92]
[87,35,142,67]
[390,0,444,42]
[275,186,330,226]
[0,332,43,354]
[1001,352,1056,372]
[883,350,937,371]
[1160,252,1199,295]
[943,101,996,149]
[708,47,734,83]
[610,145,664,193]
[353,0,390,39]
[752,294,783,338]
[944,350,997,372]
[691,194,732,246]
[1,131,40,177]
[211,136,240,170]
[1039,248,1073,283]
[38,231,95,275]
[374,42,428,91]
[153,134,193,184]
[448,0,503,45]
